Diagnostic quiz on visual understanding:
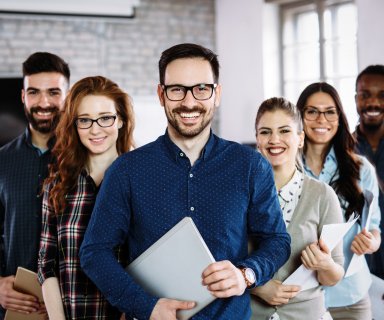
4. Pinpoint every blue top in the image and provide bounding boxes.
[80,131,290,320]
[303,147,381,307]
[0,128,53,318]
[0,128,53,276]
[355,125,384,279]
